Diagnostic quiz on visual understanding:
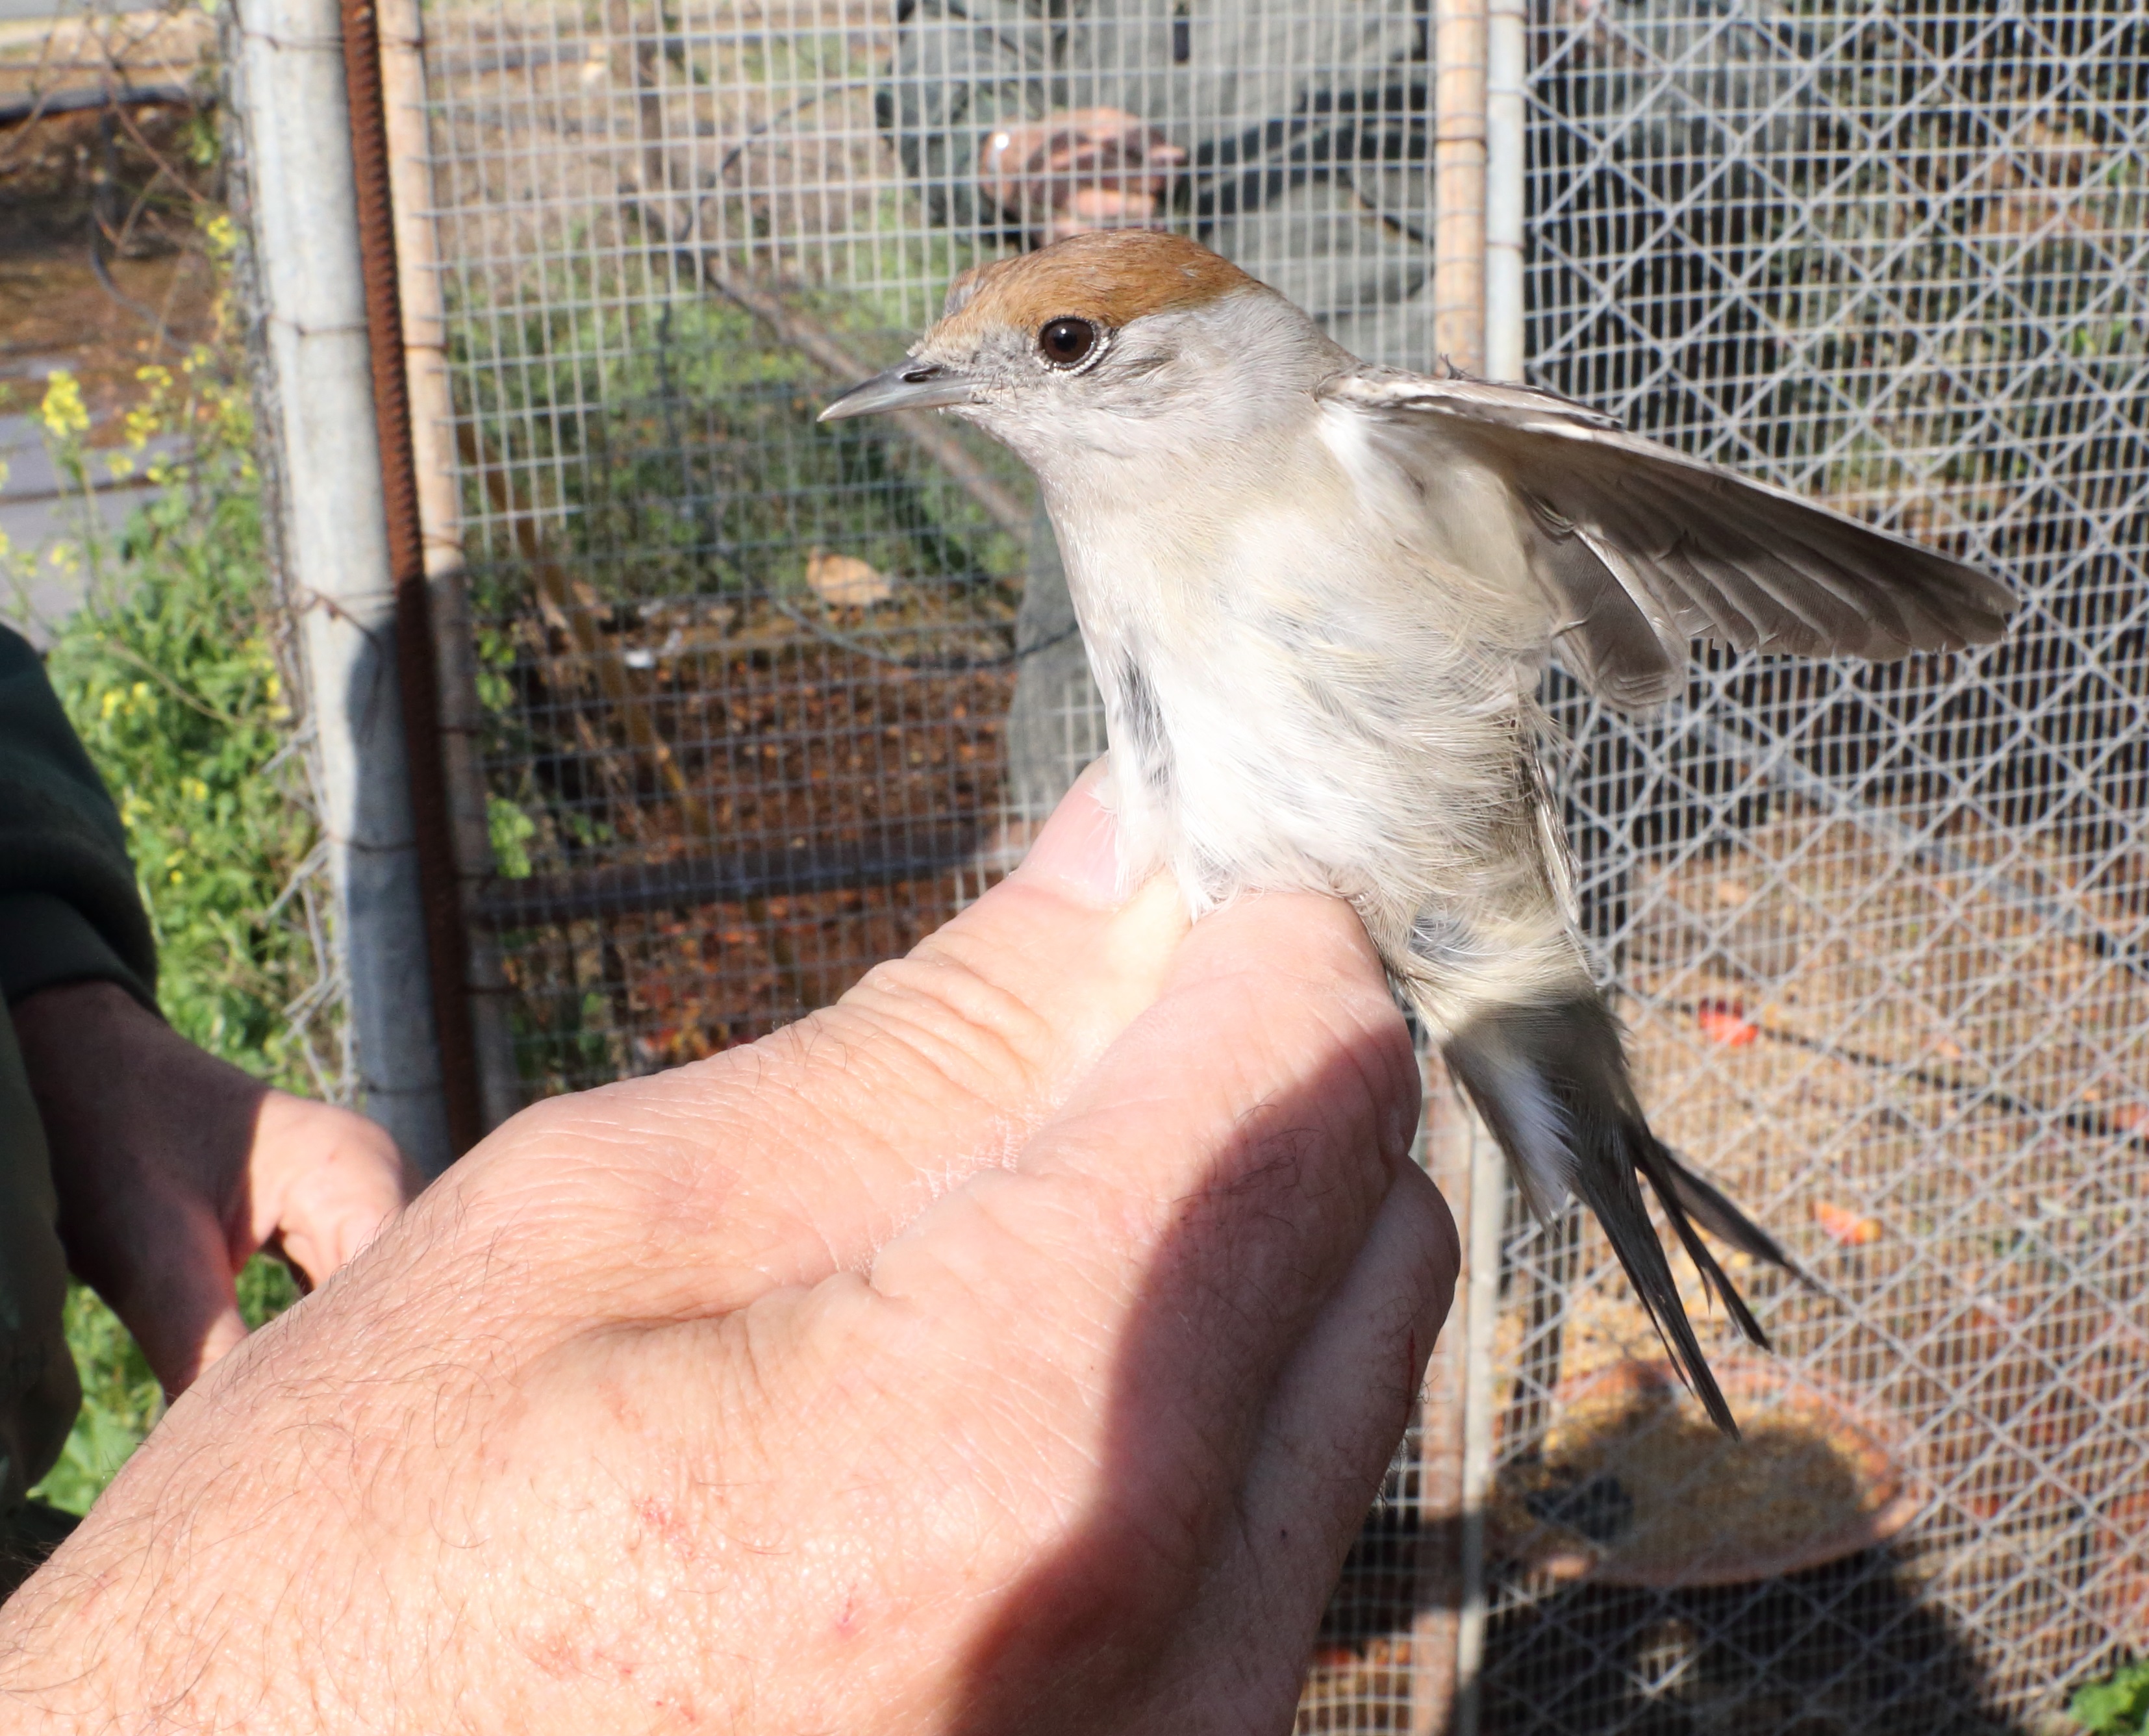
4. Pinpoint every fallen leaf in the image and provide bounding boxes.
[1713,879,1751,907]
[1696,1000,1759,1047]
[807,547,892,607]
[1813,1199,1881,1247]
[2109,1102,2147,1137]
